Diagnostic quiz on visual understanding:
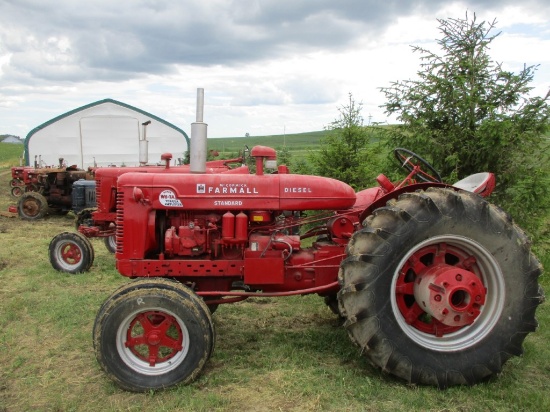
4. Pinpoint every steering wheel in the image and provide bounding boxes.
[393,148,442,183]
